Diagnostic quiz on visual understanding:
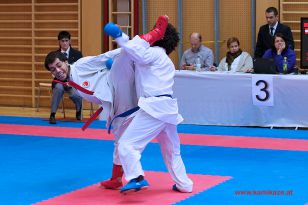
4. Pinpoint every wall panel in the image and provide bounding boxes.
[147,0,179,66]
[0,0,81,109]
[182,0,214,64]
[81,0,102,56]
[0,0,32,107]
[256,0,279,31]
[219,0,252,60]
